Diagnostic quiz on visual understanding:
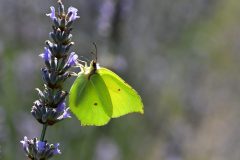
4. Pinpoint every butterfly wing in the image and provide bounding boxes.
[97,68,144,118]
[69,73,113,126]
